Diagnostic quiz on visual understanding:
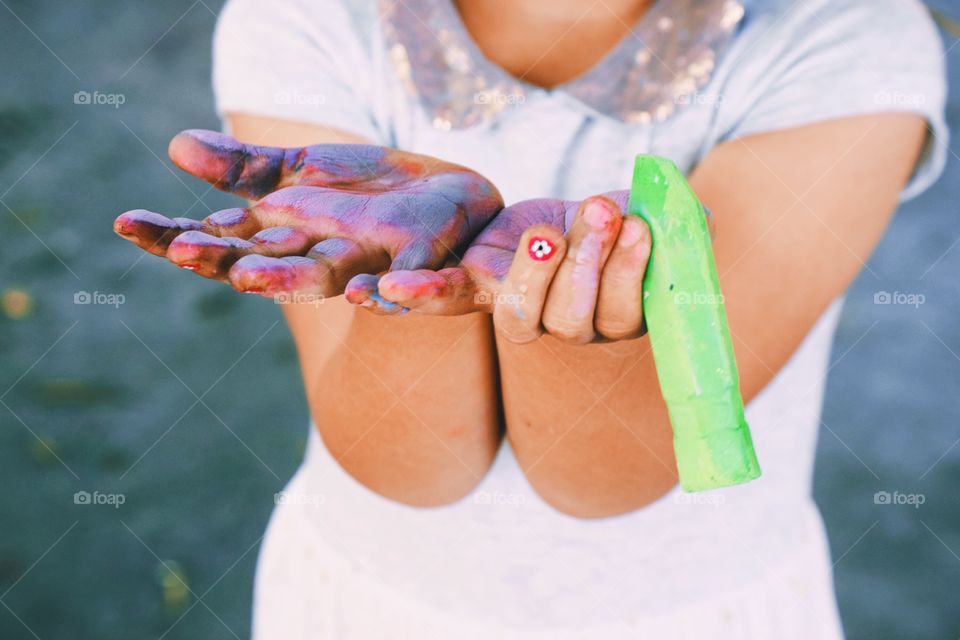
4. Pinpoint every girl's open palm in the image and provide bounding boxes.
[114,130,503,303]
[354,192,655,344]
